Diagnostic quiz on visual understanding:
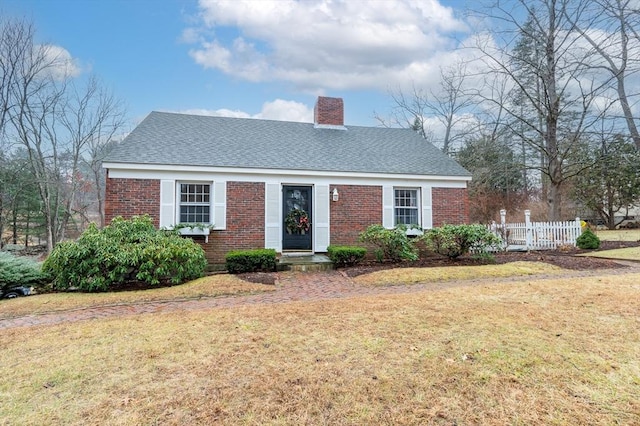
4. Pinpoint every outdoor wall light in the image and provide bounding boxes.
[332,188,339,202]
